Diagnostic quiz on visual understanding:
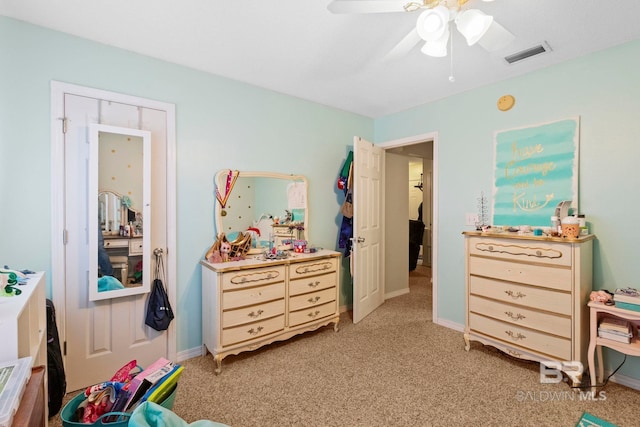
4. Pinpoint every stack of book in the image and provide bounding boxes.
[598,316,633,344]
[613,287,640,311]
[106,357,184,420]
